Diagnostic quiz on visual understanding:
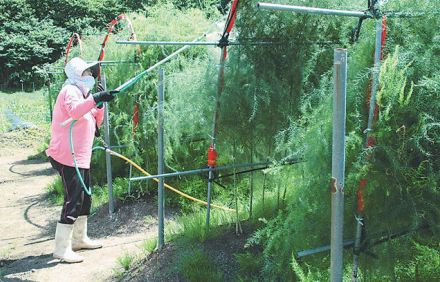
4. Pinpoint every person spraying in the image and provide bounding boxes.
[46,57,117,263]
